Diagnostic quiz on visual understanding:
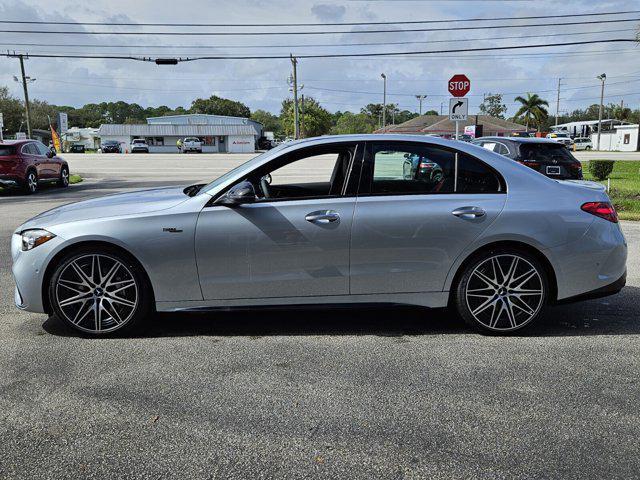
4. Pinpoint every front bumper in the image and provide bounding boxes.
[11,231,66,314]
